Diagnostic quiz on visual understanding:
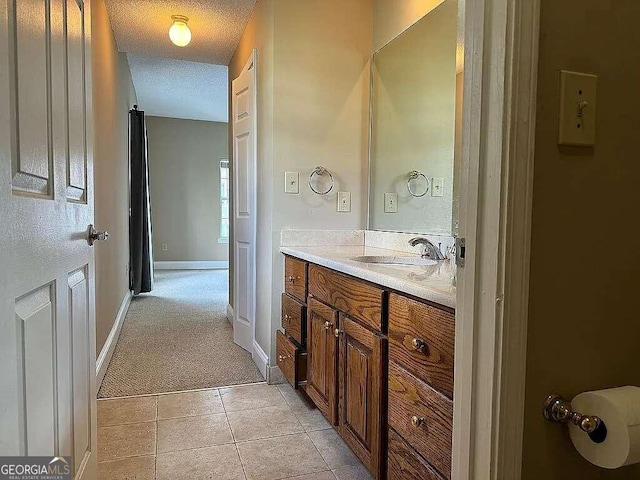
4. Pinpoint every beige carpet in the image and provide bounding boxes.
[98,270,264,398]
